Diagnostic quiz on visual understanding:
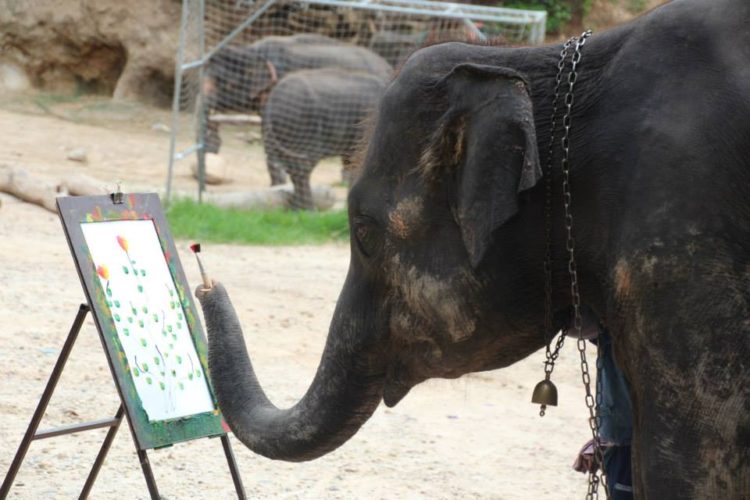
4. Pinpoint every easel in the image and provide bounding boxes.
[2,192,248,499]
[0,304,246,500]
